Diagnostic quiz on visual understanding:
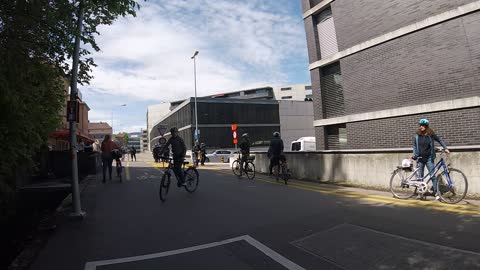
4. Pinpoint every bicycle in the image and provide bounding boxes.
[115,158,123,182]
[273,155,290,185]
[159,157,199,202]
[232,153,255,180]
[389,150,468,204]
